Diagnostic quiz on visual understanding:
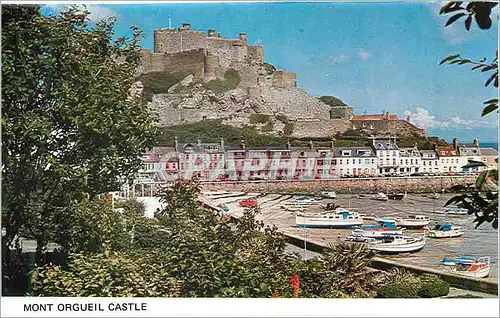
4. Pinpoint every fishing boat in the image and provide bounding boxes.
[444,207,468,216]
[427,223,465,238]
[388,193,405,200]
[396,215,430,229]
[372,193,388,201]
[368,235,426,253]
[429,193,440,199]
[295,208,363,228]
[442,256,490,278]
[320,191,337,199]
